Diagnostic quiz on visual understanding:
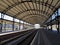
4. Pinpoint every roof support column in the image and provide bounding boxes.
[0,13,4,32]
[50,17,52,31]
[57,10,59,33]
[19,20,20,30]
[57,17,59,33]
[23,22,24,30]
[4,22,6,32]
[45,25,48,30]
[51,24,52,31]
[47,25,49,30]
[12,17,15,31]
